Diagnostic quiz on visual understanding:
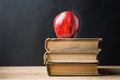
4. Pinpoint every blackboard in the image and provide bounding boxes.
[0,0,120,65]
